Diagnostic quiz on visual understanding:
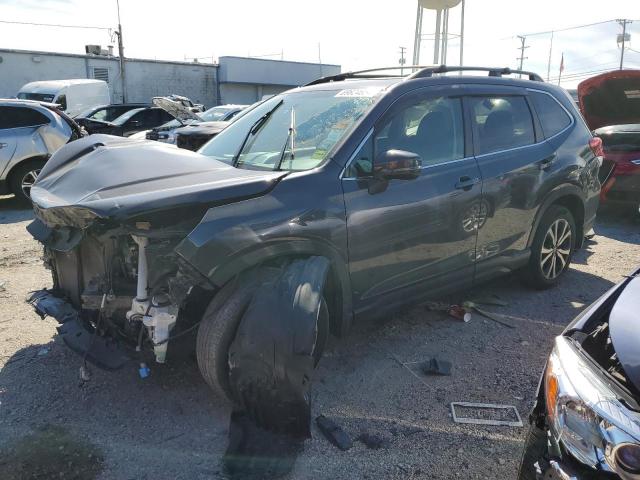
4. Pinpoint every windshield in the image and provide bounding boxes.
[17,92,55,103]
[201,106,236,122]
[199,88,381,171]
[111,108,146,126]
